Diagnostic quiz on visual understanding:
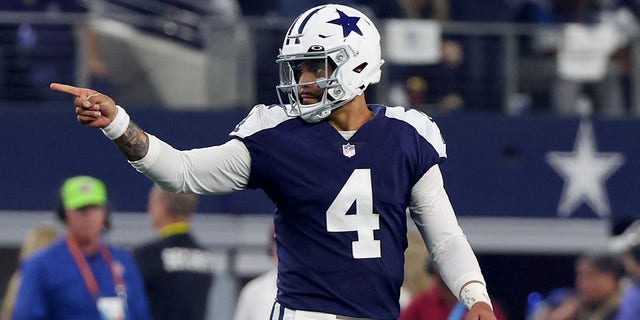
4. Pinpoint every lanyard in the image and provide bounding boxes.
[66,236,126,298]
[447,301,466,320]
